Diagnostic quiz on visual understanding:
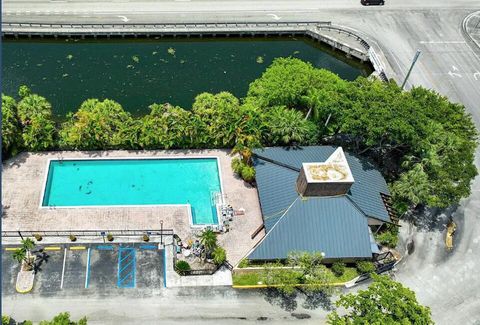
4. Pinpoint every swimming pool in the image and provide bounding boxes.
[41,158,222,225]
